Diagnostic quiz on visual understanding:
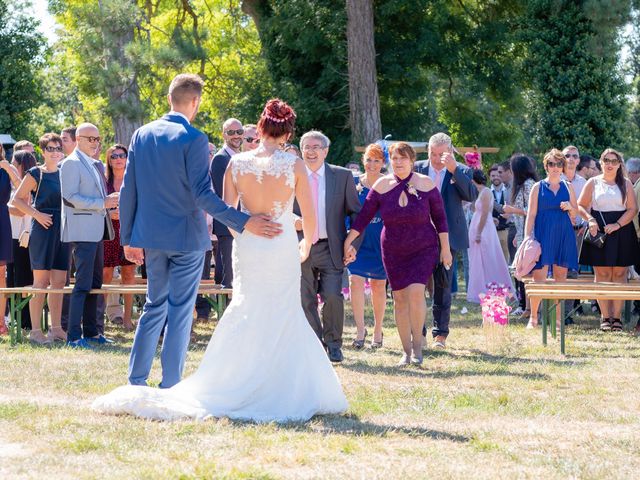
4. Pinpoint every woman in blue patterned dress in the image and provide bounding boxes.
[348,144,387,349]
